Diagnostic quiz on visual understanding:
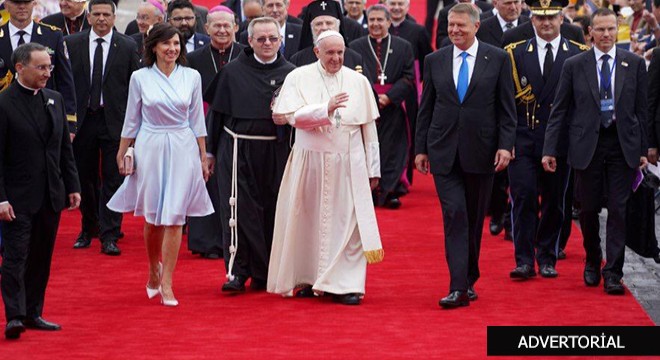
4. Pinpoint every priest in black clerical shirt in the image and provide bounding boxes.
[290,0,366,74]
[351,4,415,209]
[206,17,295,293]
[0,43,80,340]
[187,6,244,260]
